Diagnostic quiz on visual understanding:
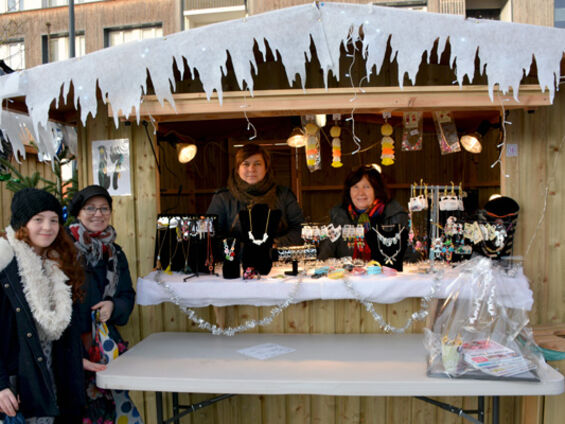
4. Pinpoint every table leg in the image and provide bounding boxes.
[156,392,164,424]
[478,396,485,423]
[173,392,179,424]
[492,396,500,424]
